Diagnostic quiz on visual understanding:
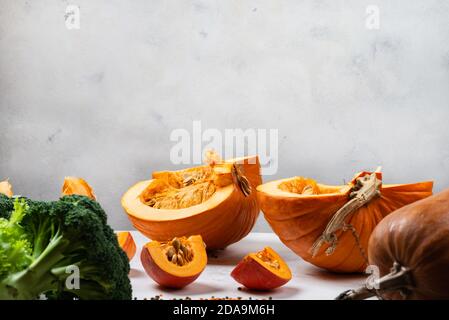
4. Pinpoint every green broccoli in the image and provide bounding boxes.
[0,194,13,219]
[0,195,132,300]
